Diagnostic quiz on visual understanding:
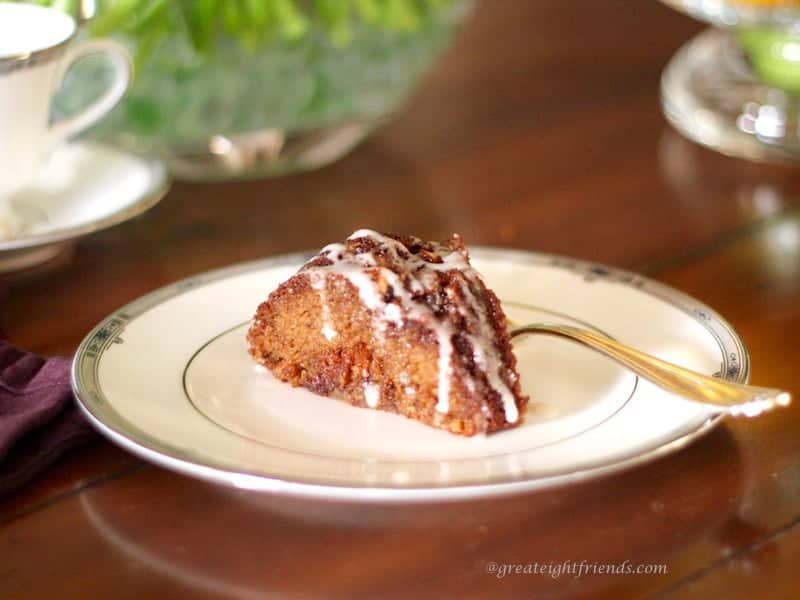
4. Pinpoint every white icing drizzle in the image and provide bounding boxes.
[304,229,519,422]
[363,382,380,408]
[456,278,519,423]
[435,334,453,413]
[310,271,338,341]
